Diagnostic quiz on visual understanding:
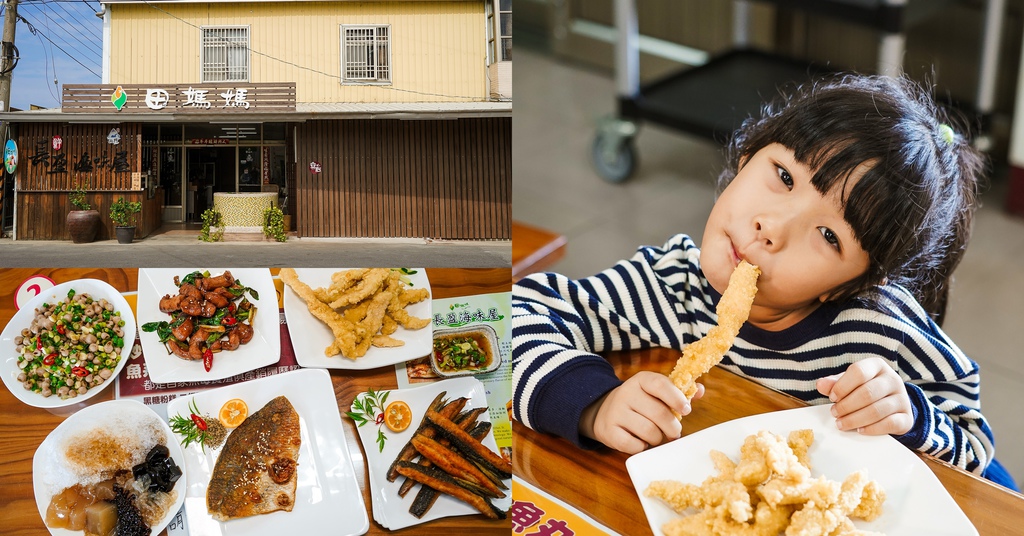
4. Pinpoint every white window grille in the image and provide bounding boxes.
[201,26,250,82]
[341,25,391,84]
[498,0,511,61]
